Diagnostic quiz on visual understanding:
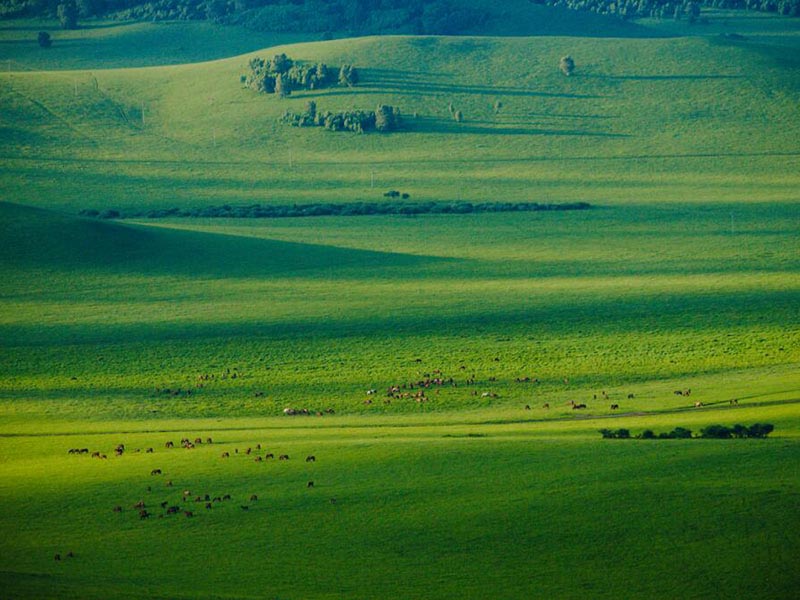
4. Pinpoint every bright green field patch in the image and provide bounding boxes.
[1,406,798,599]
